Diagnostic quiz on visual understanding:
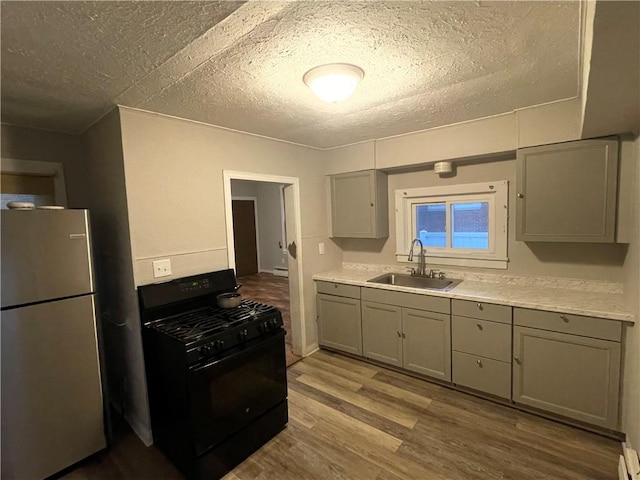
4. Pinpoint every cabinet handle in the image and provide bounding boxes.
[334,284,338,288]
[397,331,401,338]
[476,359,483,367]
[517,193,524,198]
[370,203,374,207]
[560,315,569,323]
[476,323,483,331]
[476,303,483,310]
[514,356,521,364]
[402,332,406,339]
